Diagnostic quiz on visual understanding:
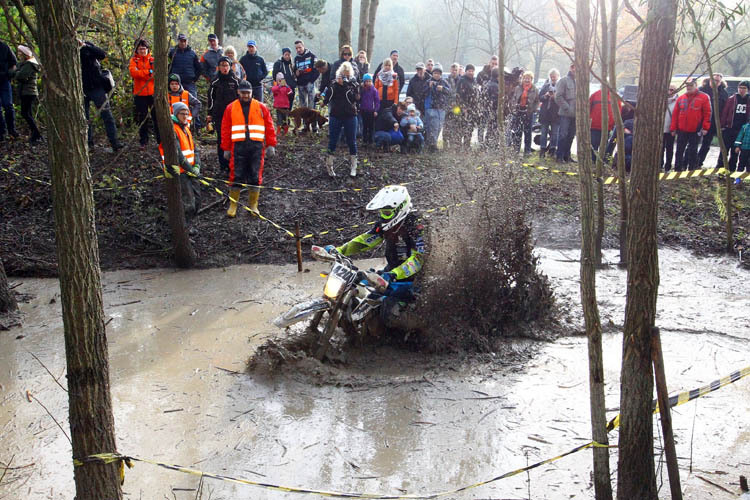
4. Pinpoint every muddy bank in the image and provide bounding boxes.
[1,247,748,499]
